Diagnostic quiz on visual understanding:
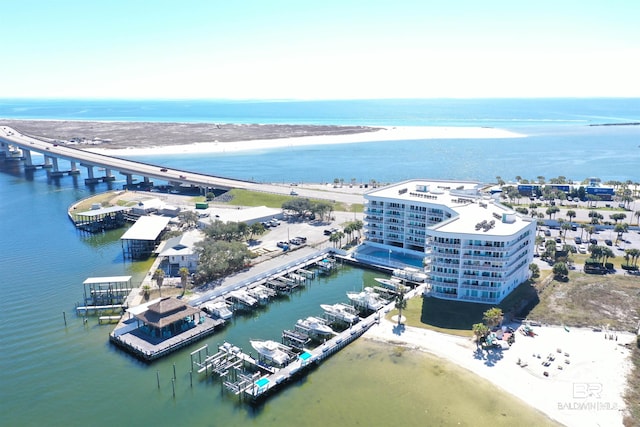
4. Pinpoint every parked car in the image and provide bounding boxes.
[555,237,562,243]
[290,190,298,196]
[574,237,582,244]
[605,239,613,246]
[590,238,598,245]
[544,230,551,236]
